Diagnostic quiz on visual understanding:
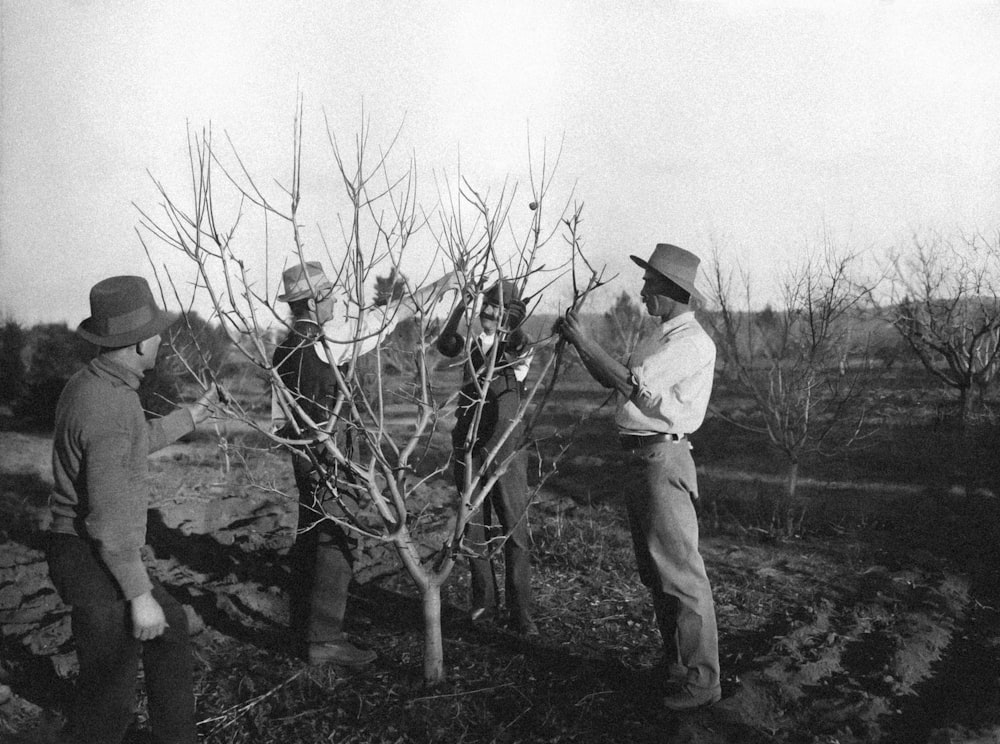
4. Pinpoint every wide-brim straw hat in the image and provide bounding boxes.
[277,261,334,303]
[77,275,173,347]
[629,243,705,304]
